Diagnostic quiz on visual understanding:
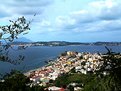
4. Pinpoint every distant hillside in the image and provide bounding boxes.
[14,37,32,42]
[94,42,121,46]
[32,41,90,46]
[9,41,121,46]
